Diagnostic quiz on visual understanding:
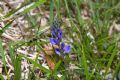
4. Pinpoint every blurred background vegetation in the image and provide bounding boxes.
[0,0,120,80]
